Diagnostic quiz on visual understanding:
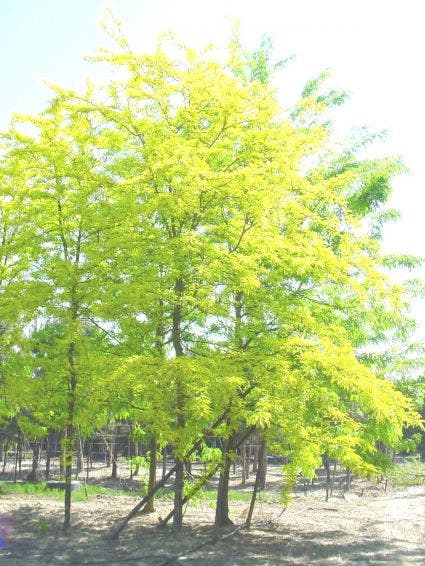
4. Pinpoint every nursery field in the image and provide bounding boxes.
[1,463,424,565]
